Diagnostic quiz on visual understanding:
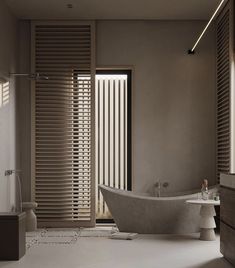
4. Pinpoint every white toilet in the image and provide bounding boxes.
[22,202,38,232]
